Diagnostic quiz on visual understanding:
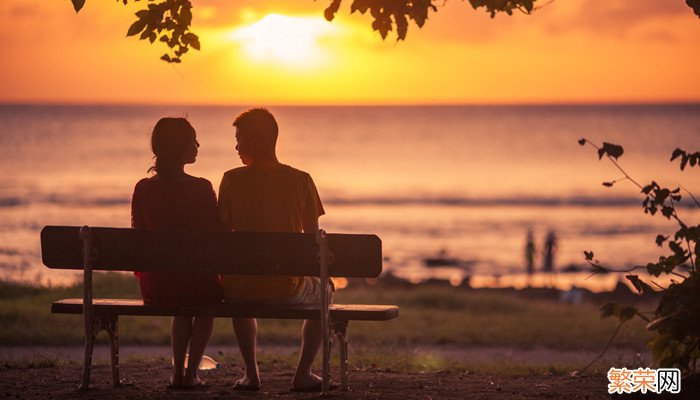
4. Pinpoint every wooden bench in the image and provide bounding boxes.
[41,225,399,393]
